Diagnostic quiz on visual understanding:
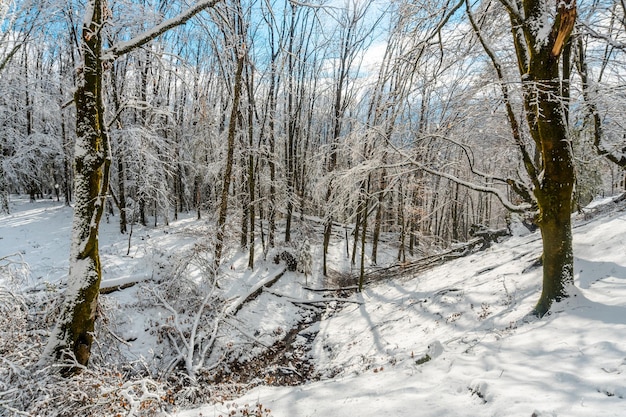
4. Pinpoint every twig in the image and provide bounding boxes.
[227,267,287,315]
